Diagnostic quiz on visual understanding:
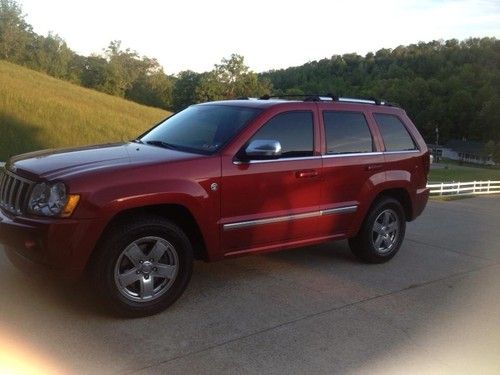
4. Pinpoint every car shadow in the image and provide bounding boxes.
[0,113,44,161]
[0,241,357,320]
